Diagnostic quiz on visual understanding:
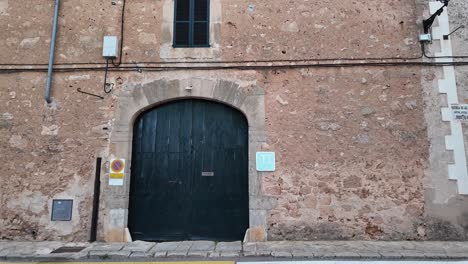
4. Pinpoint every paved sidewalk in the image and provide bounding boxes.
[0,240,468,261]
